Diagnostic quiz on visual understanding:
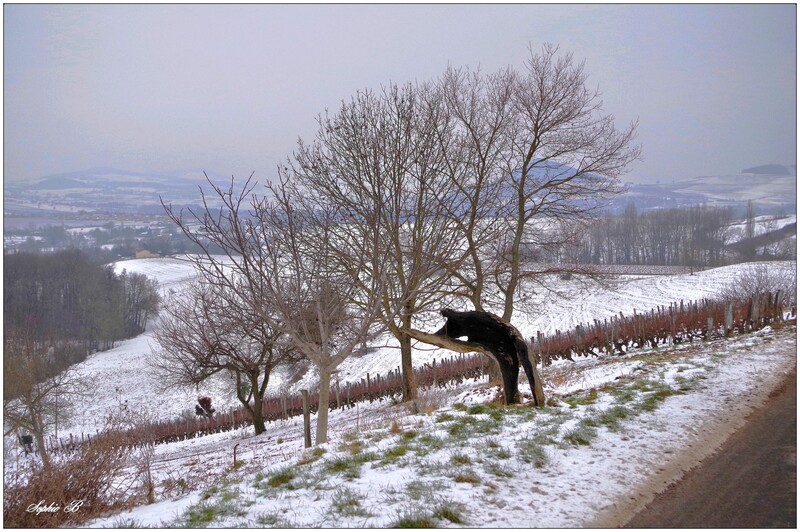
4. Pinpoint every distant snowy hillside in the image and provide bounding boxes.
[614,166,796,214]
